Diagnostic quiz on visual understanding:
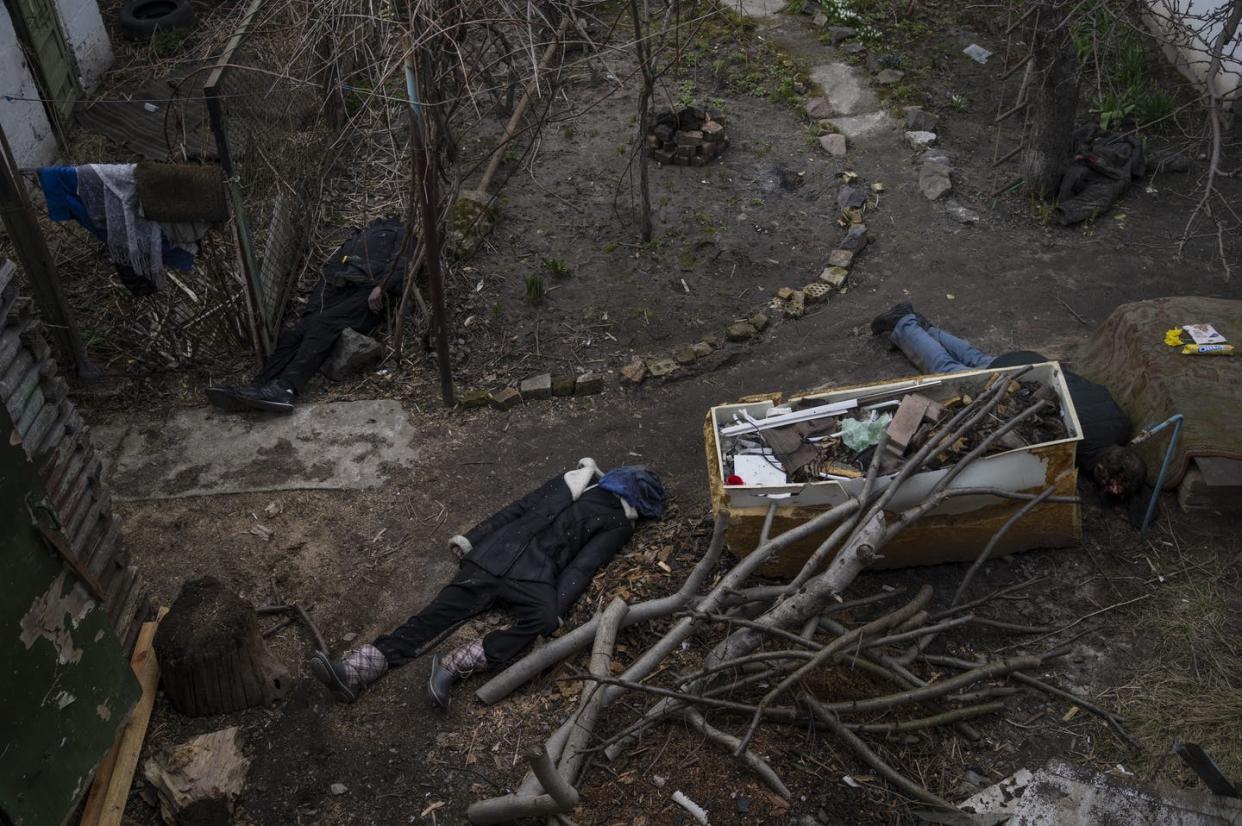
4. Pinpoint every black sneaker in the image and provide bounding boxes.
[427,654,460,709]
[870,302,916,336]
[206,381,295,414]
[309,652,358,703]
